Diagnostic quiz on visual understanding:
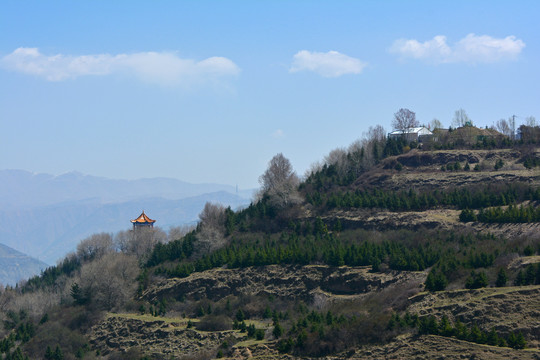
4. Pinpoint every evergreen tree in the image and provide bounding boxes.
[235,309,245,322]
[514,270,525,286]
[45,346,53,360]
[495,268,507,287]
[273,322,283,338]
[54,345,64,360]
[513,332,527,349]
